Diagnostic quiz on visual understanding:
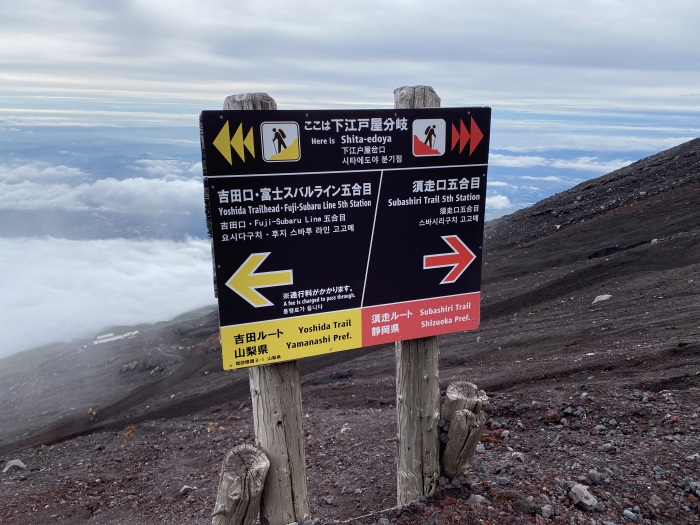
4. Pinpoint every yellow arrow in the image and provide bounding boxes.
[231,123,245,162]
[243,126,255,158]
[226,253,293,308]
[213,121,233,165]
[231,123,256,162]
